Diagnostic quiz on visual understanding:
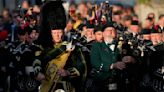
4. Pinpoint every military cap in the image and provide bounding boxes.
[86,21,95,29]
[94,25,103,33]
[131,20,139,25]
[77,23,86,31]
[151,25,163,33]
[141,29,151,35]
[102,22,115,31]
